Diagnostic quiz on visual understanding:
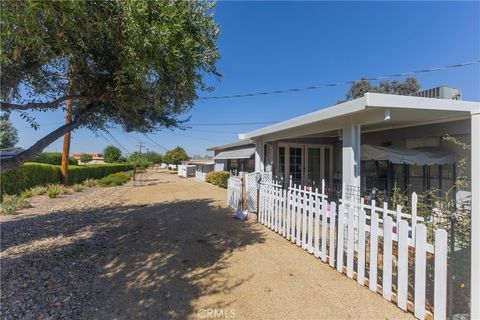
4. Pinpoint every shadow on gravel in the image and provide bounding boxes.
[0,200,265,319]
